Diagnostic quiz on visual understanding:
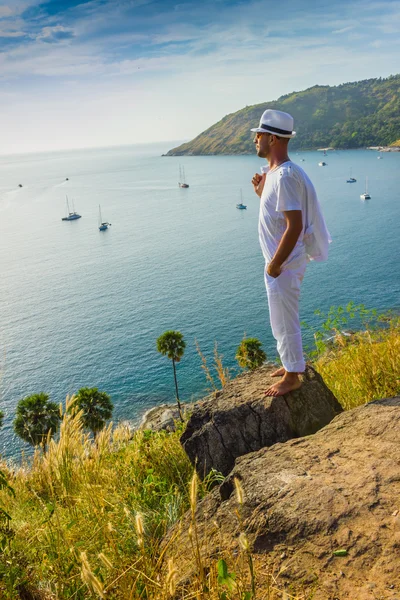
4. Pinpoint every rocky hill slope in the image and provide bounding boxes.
[162,366,400,599]
[166,75,400,155]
